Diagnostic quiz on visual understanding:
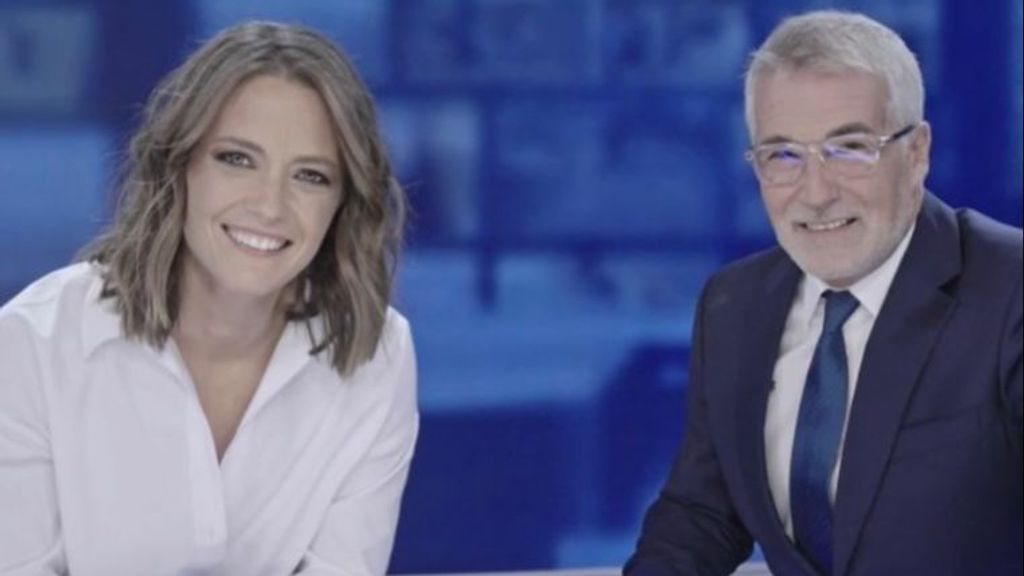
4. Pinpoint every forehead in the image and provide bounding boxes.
[205,74,337,146]
[751,68,889,143]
